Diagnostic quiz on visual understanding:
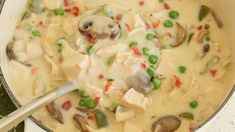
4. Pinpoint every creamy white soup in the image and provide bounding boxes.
[4,0,232,132]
